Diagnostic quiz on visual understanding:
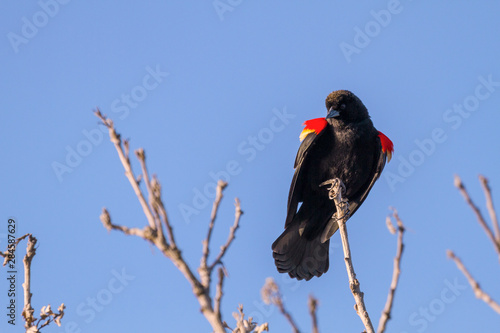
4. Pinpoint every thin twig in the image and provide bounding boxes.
[152,175,177,248]
[205,181,228,264]
[328,178,374,333]
[214,267,225,321]
[22,235,36,329]
[454,175,500,261]
[36,304,65,330]
[209,198,243,271]
[377,208,406,333]
[280,306,300,333]
[232,305,269,333]
[479,175,500,243]
[308,295,319,333]
[136,148,166,244]
[447,250,500,314]
[261,278,300,333]
[200,180,228,287]
[99,208,151,239]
